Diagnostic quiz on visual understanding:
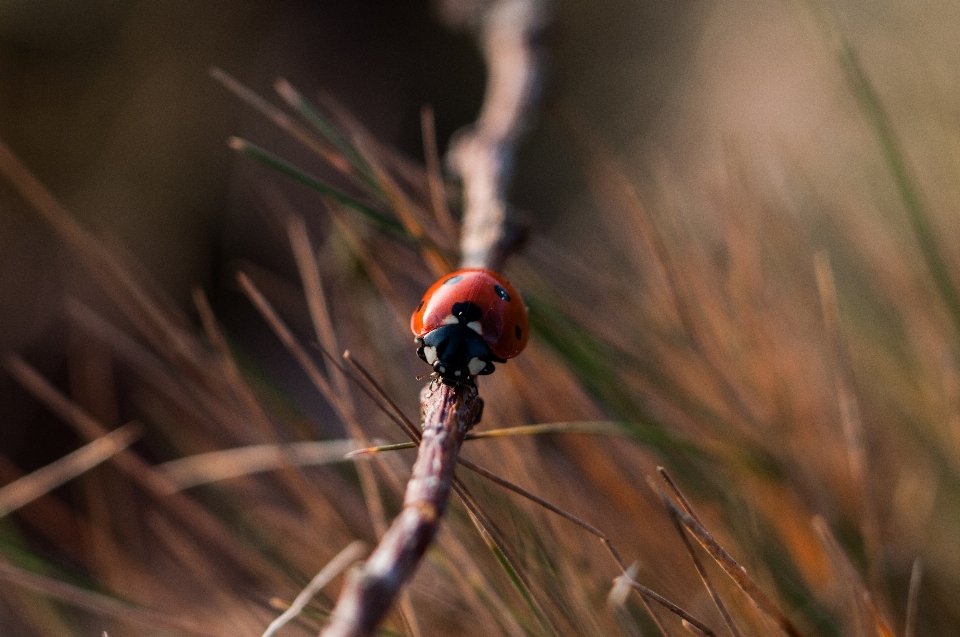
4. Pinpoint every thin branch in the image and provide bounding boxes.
[316,2,548,634]
[320,383,482,637]
[448,0,548,271]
